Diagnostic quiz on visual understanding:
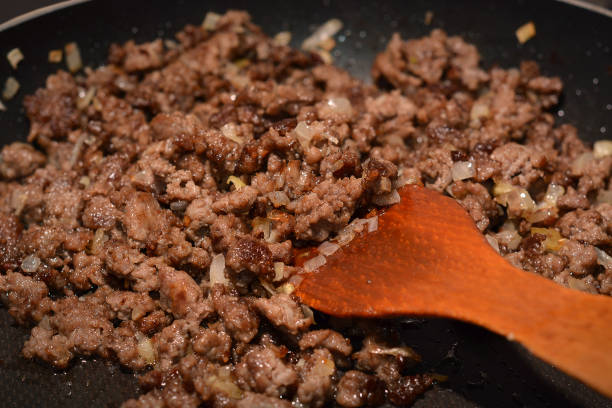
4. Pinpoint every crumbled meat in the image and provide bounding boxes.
[0,10,608,408]
[253,293,313,335]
